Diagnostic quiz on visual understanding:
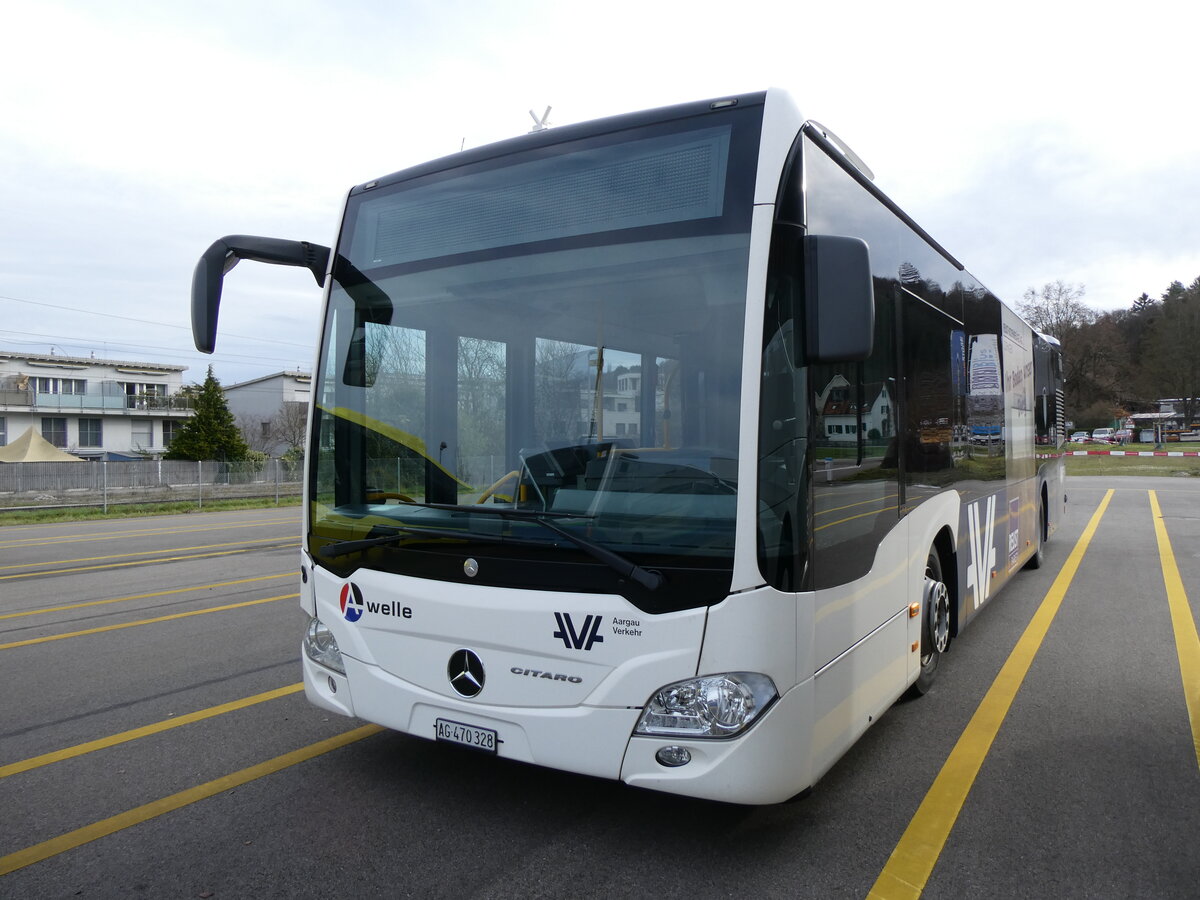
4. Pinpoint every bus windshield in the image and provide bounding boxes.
[308,107,761,610]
